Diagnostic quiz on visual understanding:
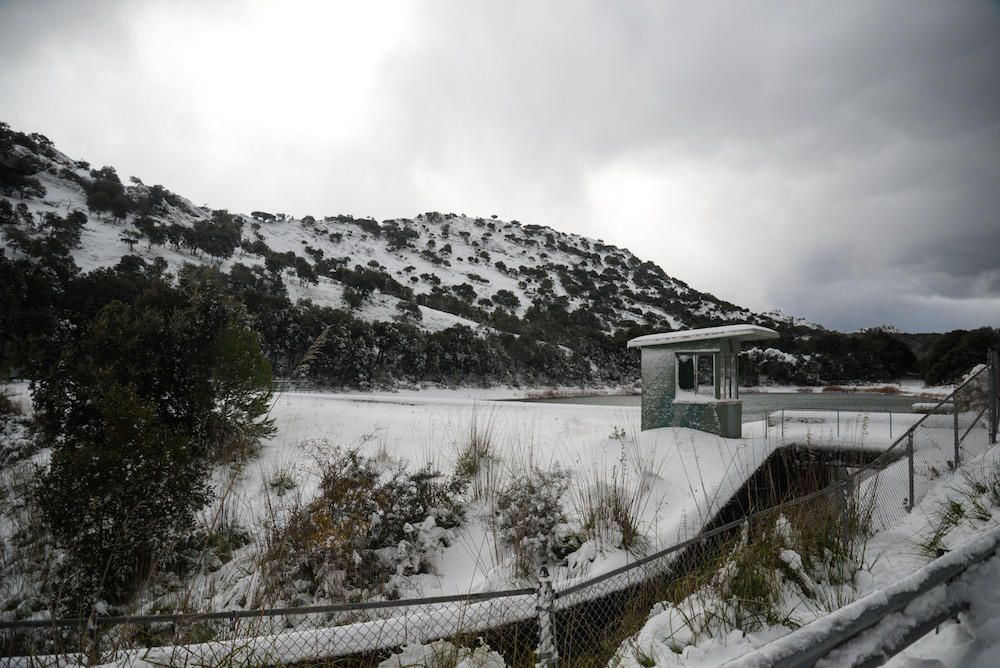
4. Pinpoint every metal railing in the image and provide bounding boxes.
[764,405,903,440]
[724,521,1000,668]
[1,588,540,666]
[3,358,998,666]
[762,364,995,512]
